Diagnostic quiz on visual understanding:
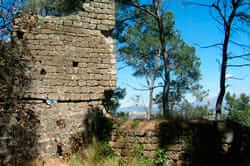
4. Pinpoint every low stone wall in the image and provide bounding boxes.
[109,120,250,166]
